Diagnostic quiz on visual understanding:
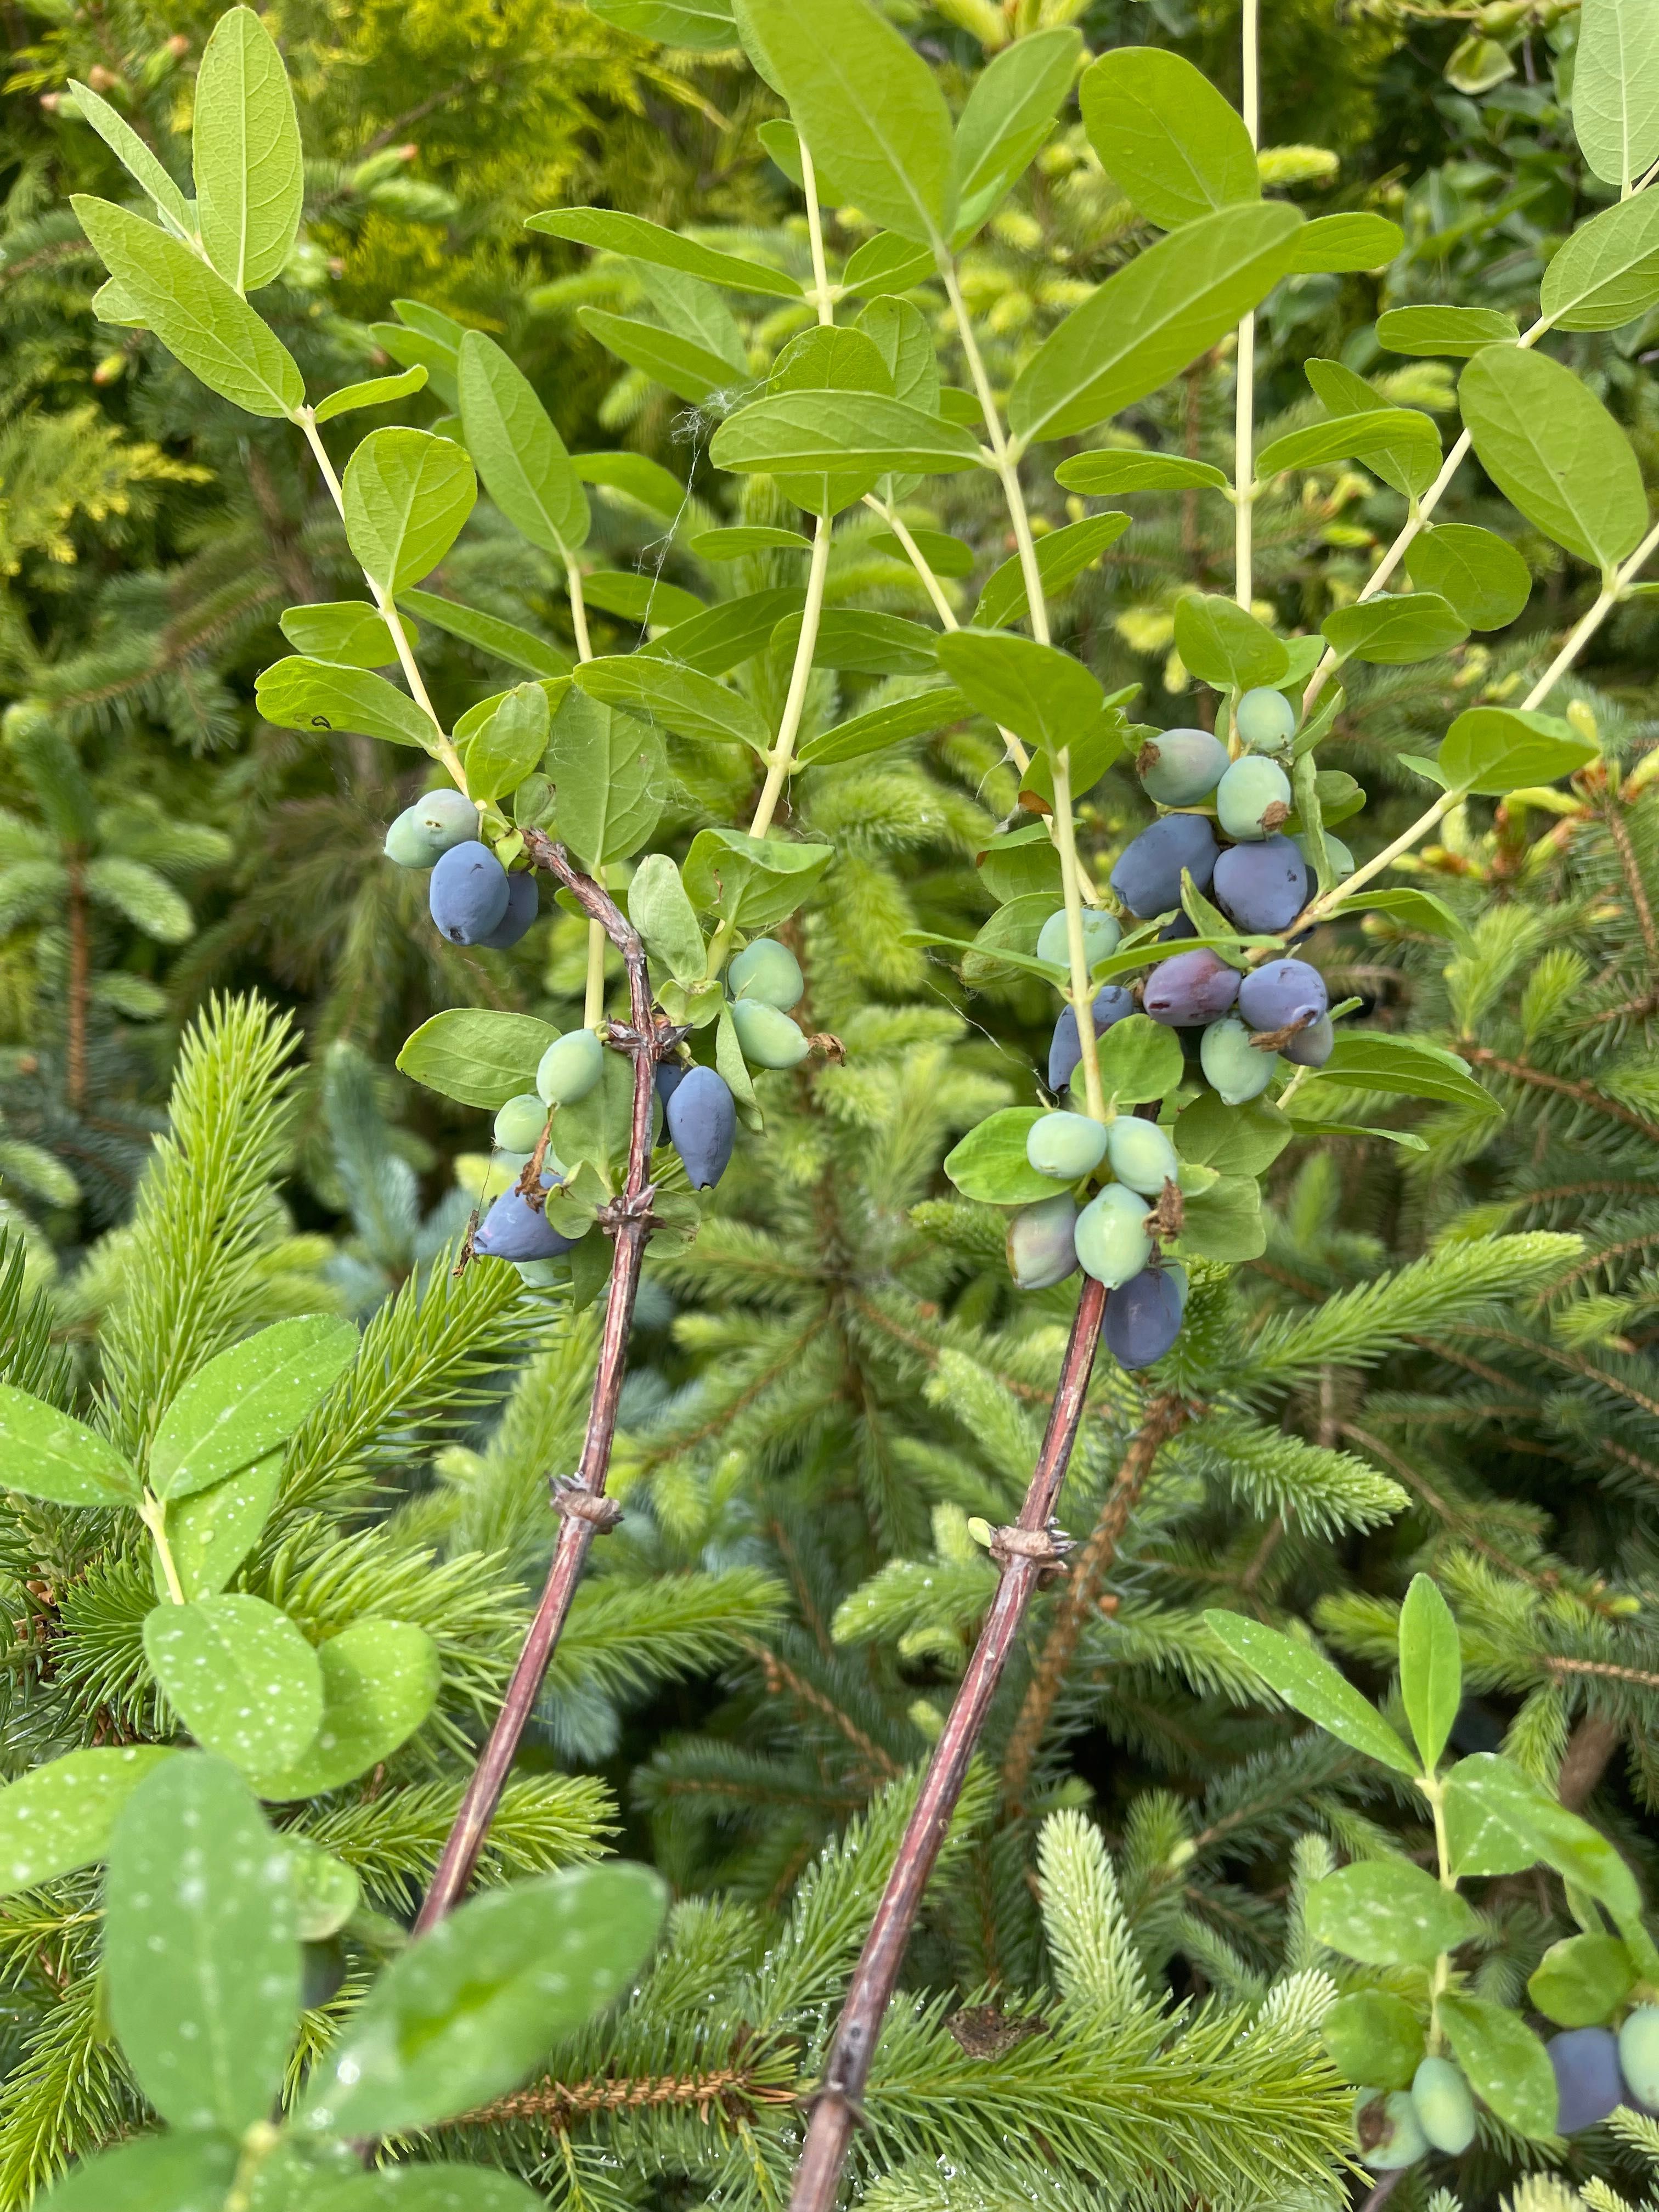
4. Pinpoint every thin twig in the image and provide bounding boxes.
[414,831,661,1931]
[1001,1393,1190,1814]
[786,1279,1108,2212]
